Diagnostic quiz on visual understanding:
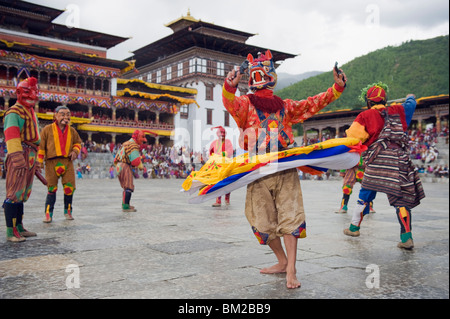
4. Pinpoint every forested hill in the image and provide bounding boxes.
[276,35,449,111]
